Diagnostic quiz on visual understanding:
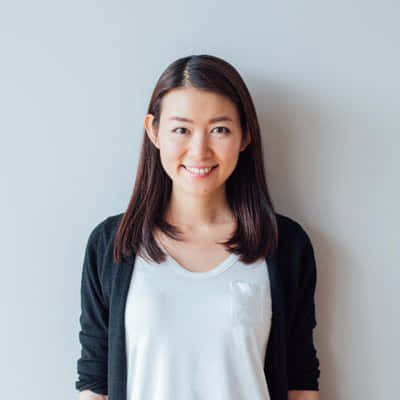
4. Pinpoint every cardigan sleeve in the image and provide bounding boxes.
[287,228,321,391]
[75,226,109,395]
